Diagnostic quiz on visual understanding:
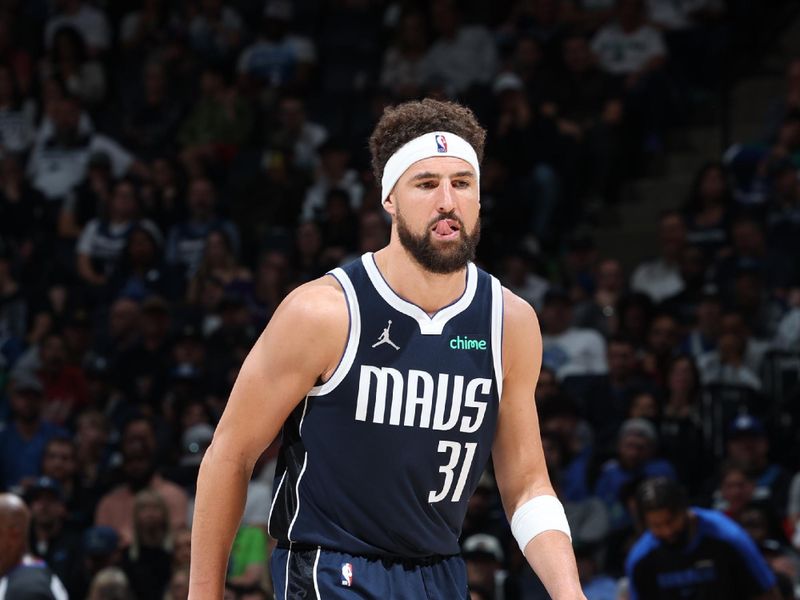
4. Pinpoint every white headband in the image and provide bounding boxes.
[380,131,480,202]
